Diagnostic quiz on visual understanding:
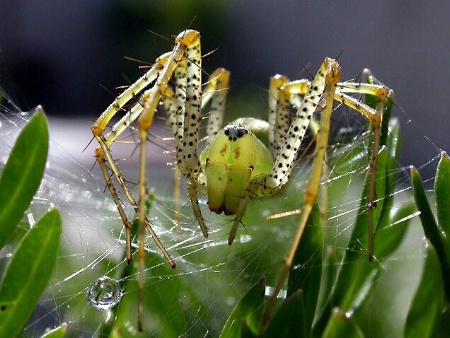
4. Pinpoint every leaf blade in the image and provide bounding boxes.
[220,277,265,338]
[0,209,62,337]
[0,109,49,249]
[404,241,444,338]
